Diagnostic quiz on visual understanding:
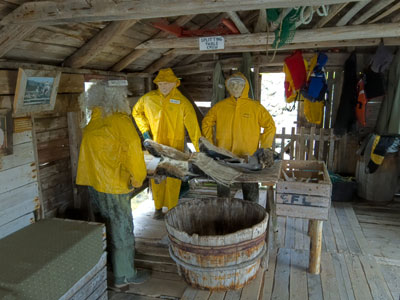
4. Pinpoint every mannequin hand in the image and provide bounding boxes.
[142,131,152,140]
